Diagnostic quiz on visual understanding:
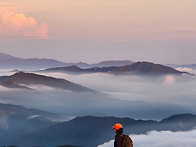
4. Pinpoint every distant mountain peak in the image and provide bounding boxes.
[160,113,196,123]
[92,60,134,67]
[0,52,135,70]
[0,52,68,70]
[45,65,82,73]
[0,52,18,60]
[0,71,97,93]
[112,61,184,75]
[98,60,133,64]
[42,61,190,76]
